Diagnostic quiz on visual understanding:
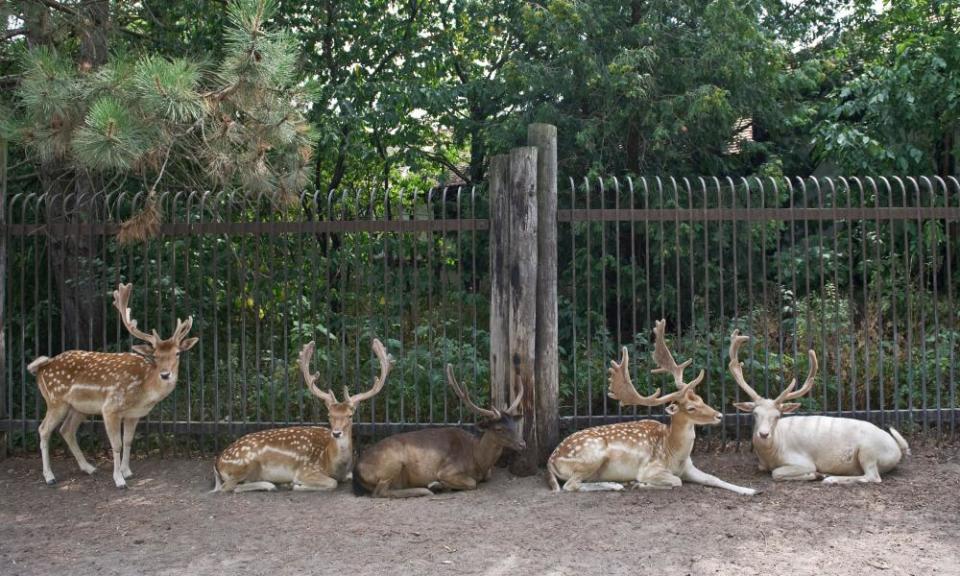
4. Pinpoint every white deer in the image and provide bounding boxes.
[546,320,757,495]
[28,283,198,488]
[728,329,910,484]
